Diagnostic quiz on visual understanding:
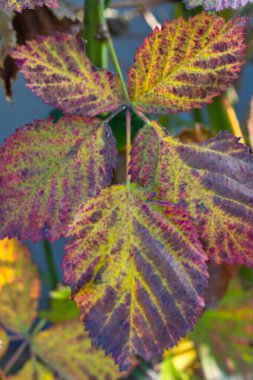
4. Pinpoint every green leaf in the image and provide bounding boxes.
[33,320,120,380]
[8,361,55,380]
[192,286,253,377]
[127,13,247,114]
[0,328,8,359]
[0,116,116,242]
[11,33,125,117]
[130,121,253,267]
[40,285,80,323]
[0,238,40,333]
[0,0,58,12]
[63,184,208,371]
